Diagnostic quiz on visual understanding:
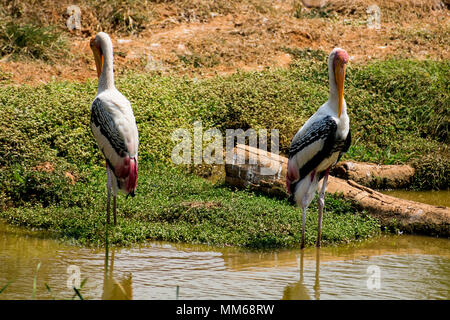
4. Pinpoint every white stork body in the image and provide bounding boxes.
[90,32,139,225]
[286,48,351,249]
